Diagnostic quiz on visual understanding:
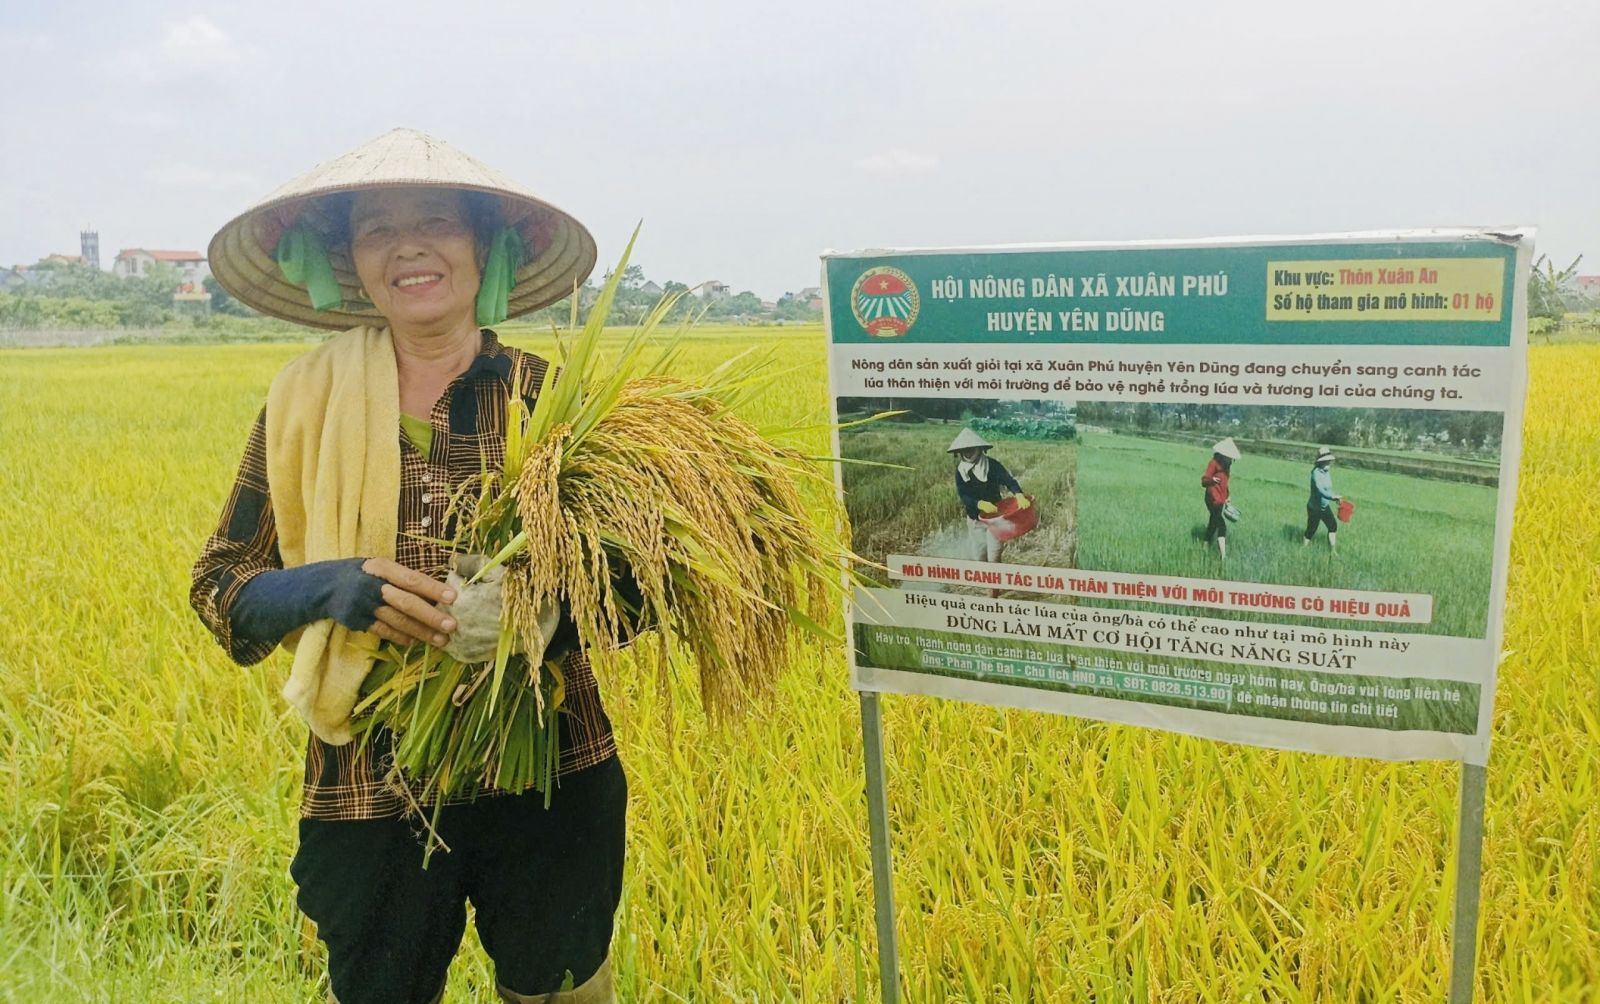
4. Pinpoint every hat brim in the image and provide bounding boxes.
[207,129,599,331]
[208,182,596,331]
